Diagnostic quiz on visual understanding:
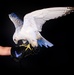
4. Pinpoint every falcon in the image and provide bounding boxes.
[9,7,74,50]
